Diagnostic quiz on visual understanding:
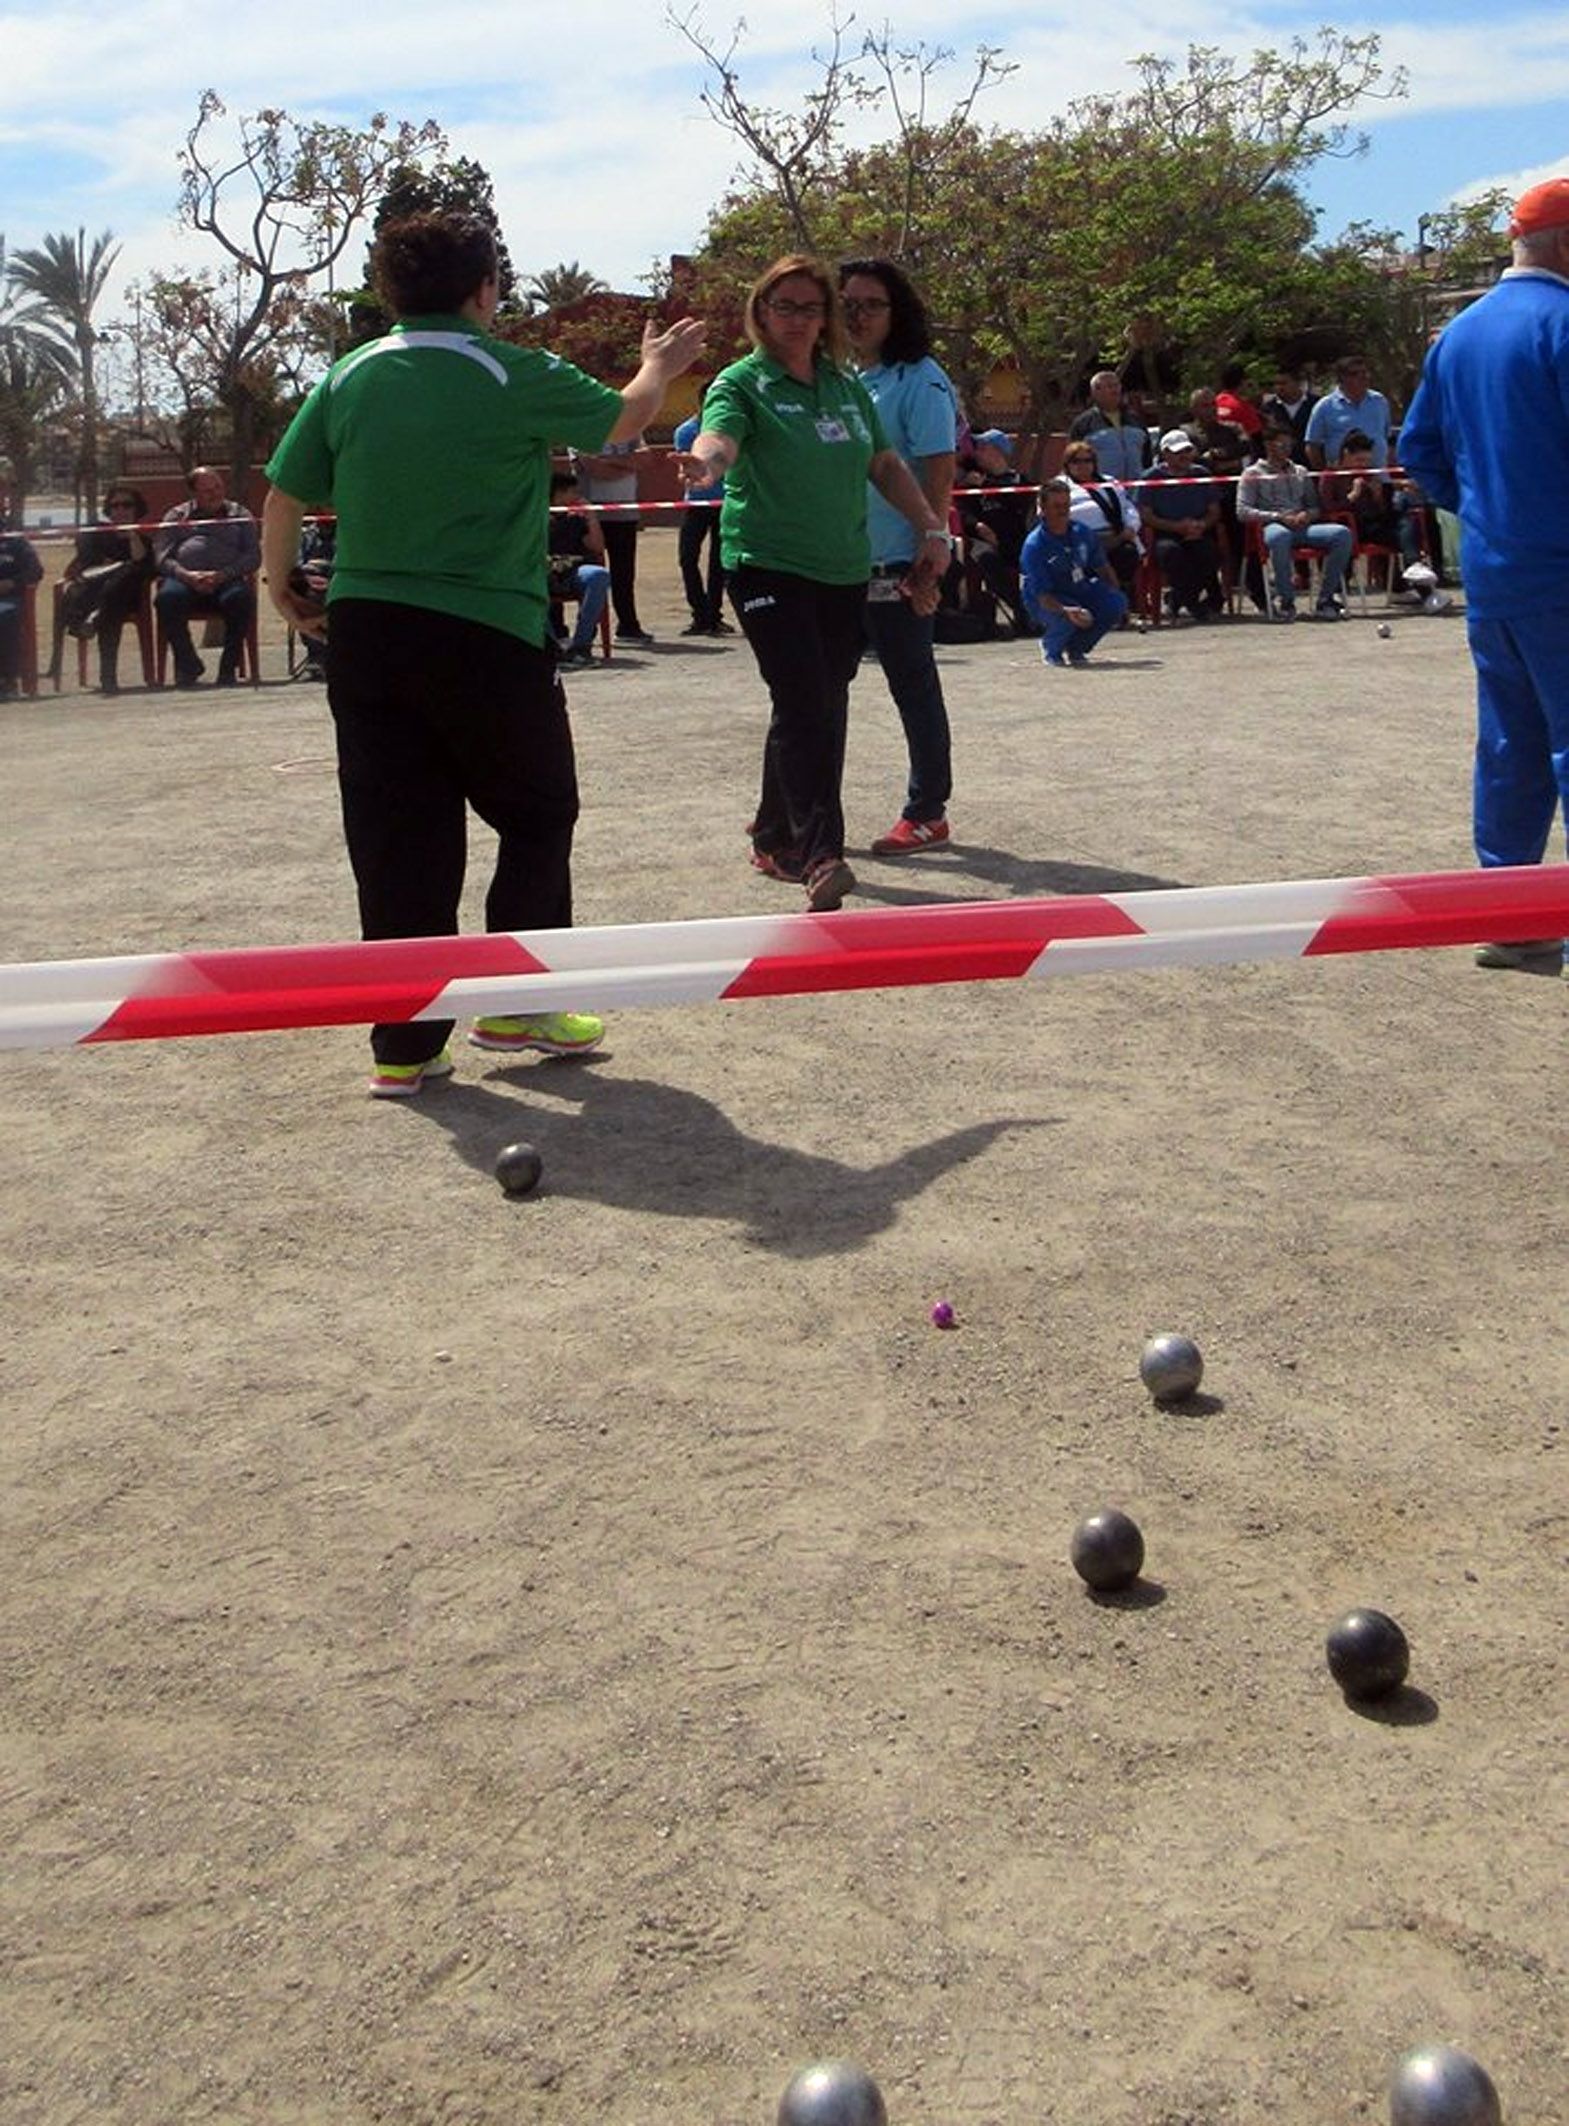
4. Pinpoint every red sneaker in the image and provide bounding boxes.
[870,815,950,855]
[751,847,805,882]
